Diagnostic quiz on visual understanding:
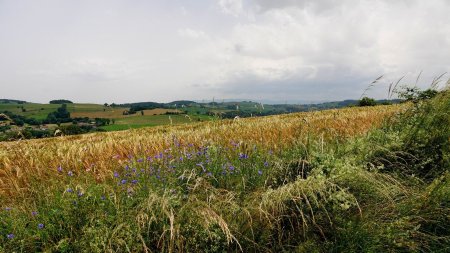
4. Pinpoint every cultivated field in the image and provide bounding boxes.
[0,105,401,197]
[1,94,449,252]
